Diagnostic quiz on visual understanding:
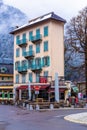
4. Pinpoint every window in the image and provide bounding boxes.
[36,43,40,53]
[22,74,26,83]
[22,47,26,56]
[22,60,27,67]
[16,74,19,83]
[22,33,26,43]
[28,59,33,69]
[29,73,33,82]
[36,28,40,36]
[29,45,33,51]
[29,31,33,41]
[36,73,40,82]
[44,26,48,37]
[16,48,20,57]
[42,56,50,66]
[16,35,20,44]
[8,77,10,80]
[15,61,20,70]
[22,33,26,39]
[2,77,4,80]
[44,41,48,51]
[44,71,48,77]
[35,58,41,66]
